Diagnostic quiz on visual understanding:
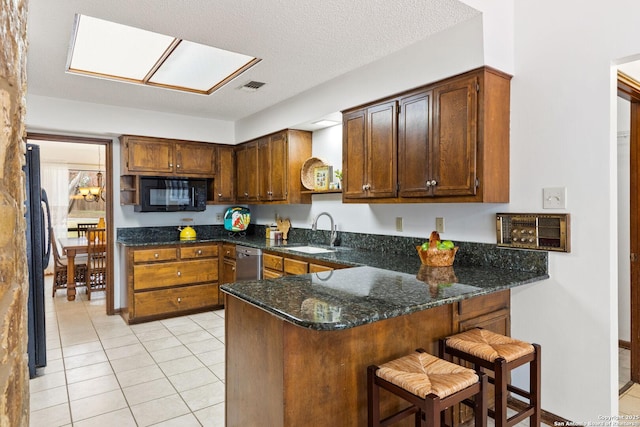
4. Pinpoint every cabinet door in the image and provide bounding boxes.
[431,76,478,197]
[215,145,235,203]
[342,110,367,199]
[125,137,174,174]
[235,142,259,201]
[267,132,288,201]
[366,101,397,198]
[176,142,216,177]
[221,258,236,285]
[398,91,432,197]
